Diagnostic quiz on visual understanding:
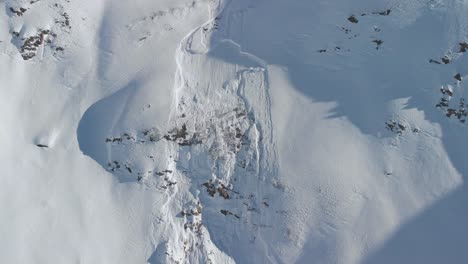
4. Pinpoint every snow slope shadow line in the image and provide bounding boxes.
[77,80,140,182]
[207,0,457,136]
[363,100,468,263]
[362,184,468,264]
[208,1,468,262]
